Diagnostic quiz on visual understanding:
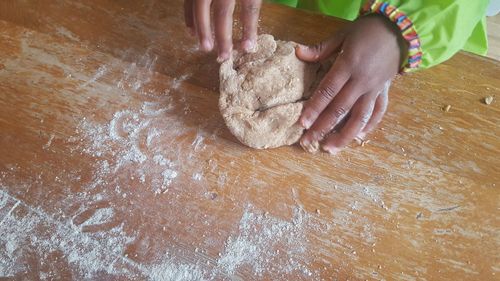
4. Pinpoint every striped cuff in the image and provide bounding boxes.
[361,0,423,73]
